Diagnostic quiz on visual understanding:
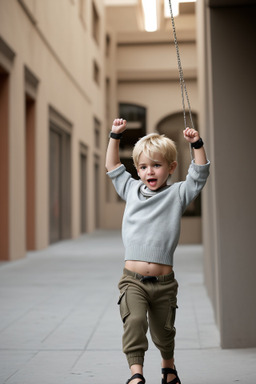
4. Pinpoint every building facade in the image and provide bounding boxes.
[0,0,106,260]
